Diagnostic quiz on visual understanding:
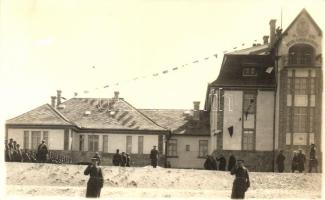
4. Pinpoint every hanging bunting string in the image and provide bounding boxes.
[73,53,219,97]
[73,38,260,97]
